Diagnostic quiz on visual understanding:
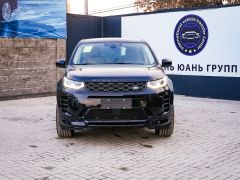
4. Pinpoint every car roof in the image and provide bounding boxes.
[80,38,146,44]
